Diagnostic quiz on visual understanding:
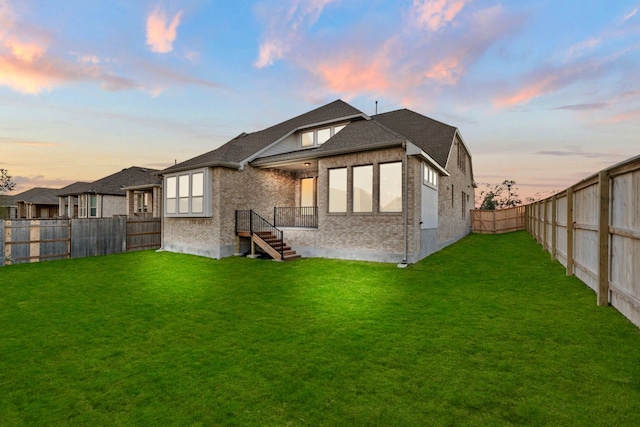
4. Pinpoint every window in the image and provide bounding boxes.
[353,165,373,212]
[301,131,314,147]
[328,168,347,213]
[457,141,467,173]
[461,192,467,219]
[136,193,150,213]
[300,124,348,148]
[191,173,204,214]
[164,168,212,217]
[166,177,177,214]
[423,163,438,188]
[301,178,314,206]
[79,195,87,217]
[379,162,402,212]
[317,128,331,145]
[89,195,97,217]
